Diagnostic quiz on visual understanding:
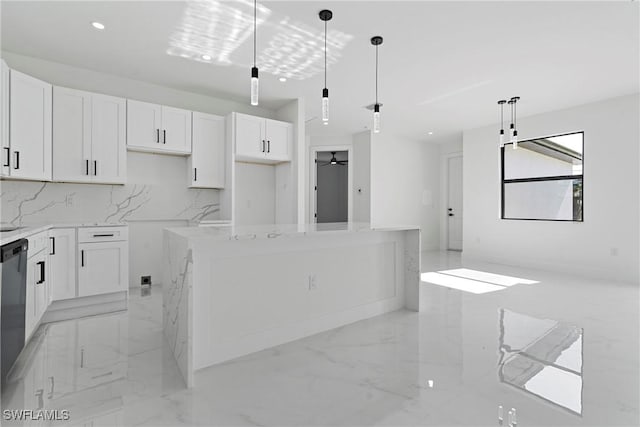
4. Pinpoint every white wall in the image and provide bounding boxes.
[234,162,276,225]
[275,99,305,224]
[421,143,440,250]
[0,52,278,287]
[463,94,639,283]
[370,132,421,228]
[352,131,371,222]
